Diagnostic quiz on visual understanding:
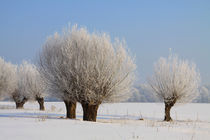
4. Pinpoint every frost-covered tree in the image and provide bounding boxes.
[148,54,200,121]
[0,57,17,100]
[39,25,136,121]
[39,32,77,118]
[18,61,46,110]
[11,61,46,109]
